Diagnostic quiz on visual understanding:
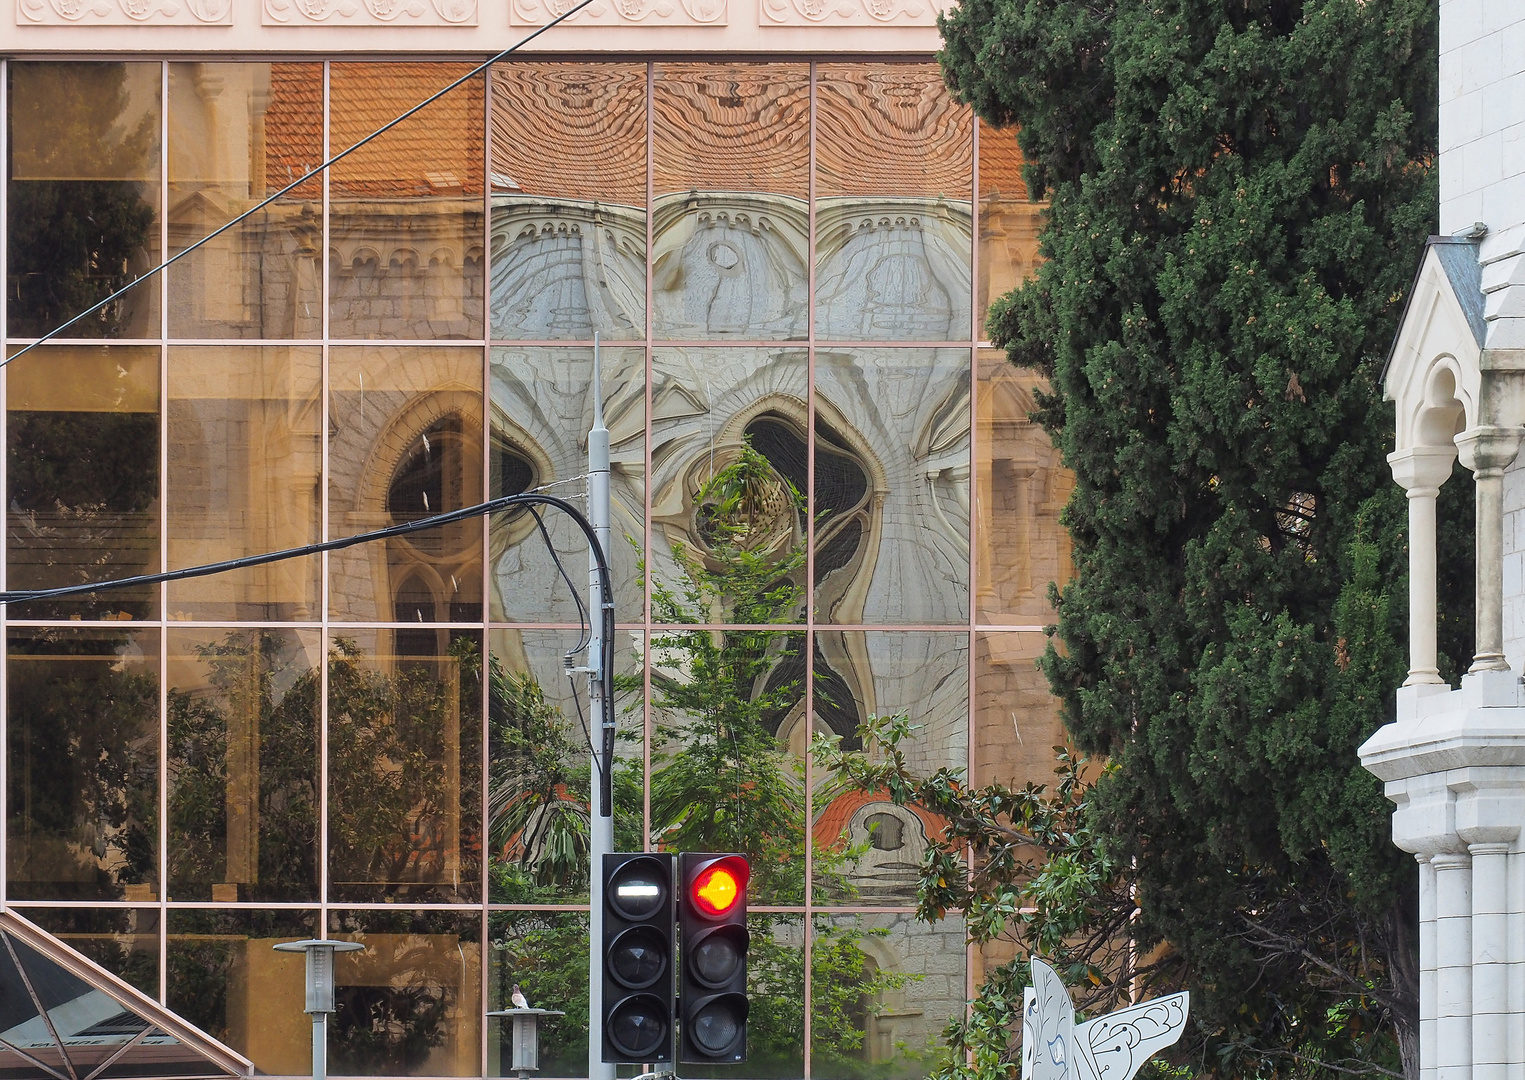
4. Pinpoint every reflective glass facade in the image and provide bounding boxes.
[0,59,1061,1079]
